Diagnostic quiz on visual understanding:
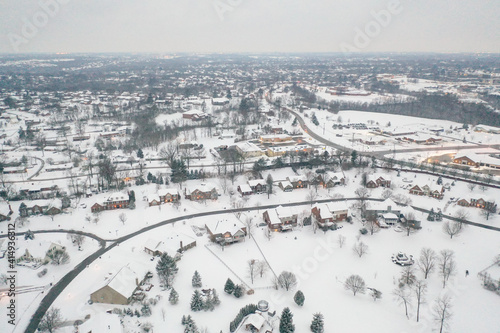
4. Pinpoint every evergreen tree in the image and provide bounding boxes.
[137,148,144,159]
[169,288,179,305]
[279,307,295,333]
[192,270,202,288]
[351,150,358,166]
[190,290,204,312]
[310,313,324,333]
[224,278,235,294]
[203,293,215,311]
[171,159,188,183]
[141,303,152,317]
[212,288,221,306]
[184,315,199,333]
[181,315,187,325]
[294,290,305,306]
[156,253,178,289]
[233,285,244,298]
